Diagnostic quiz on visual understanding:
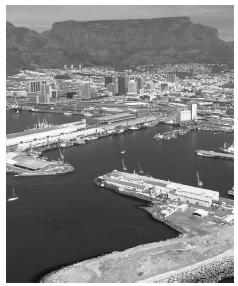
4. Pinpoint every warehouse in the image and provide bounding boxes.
[95,112,136,124]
